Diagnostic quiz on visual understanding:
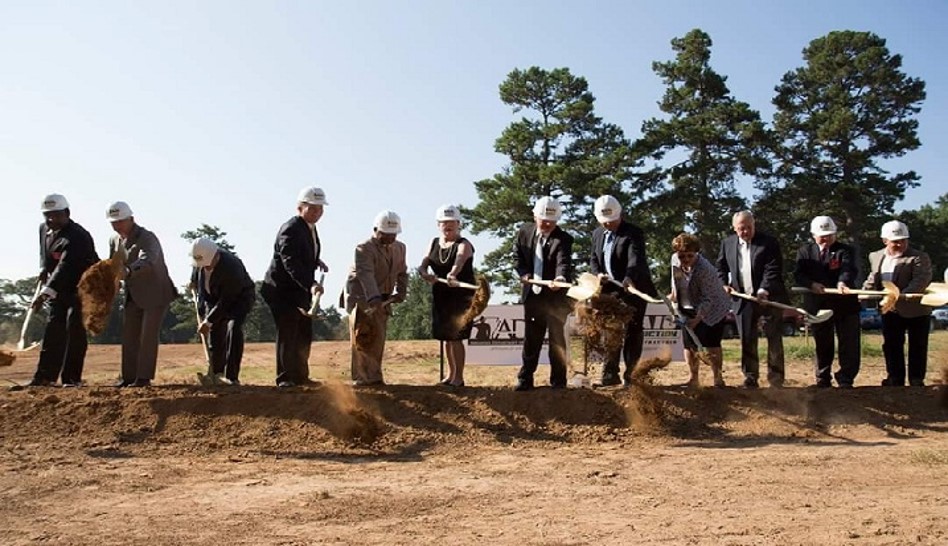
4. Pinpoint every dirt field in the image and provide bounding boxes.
[1,333,947,545]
